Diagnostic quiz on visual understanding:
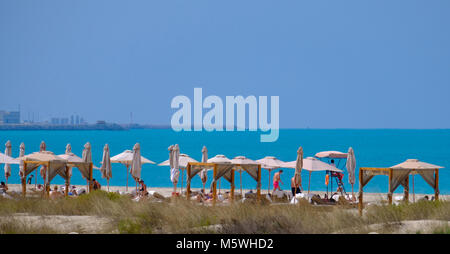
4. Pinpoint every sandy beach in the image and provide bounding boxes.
[5,183,448,203]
